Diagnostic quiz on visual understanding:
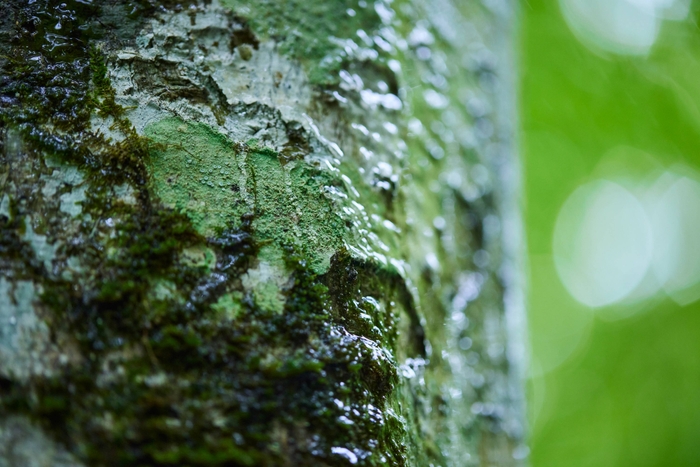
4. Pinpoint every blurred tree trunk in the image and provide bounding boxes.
[0,0,525,466]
